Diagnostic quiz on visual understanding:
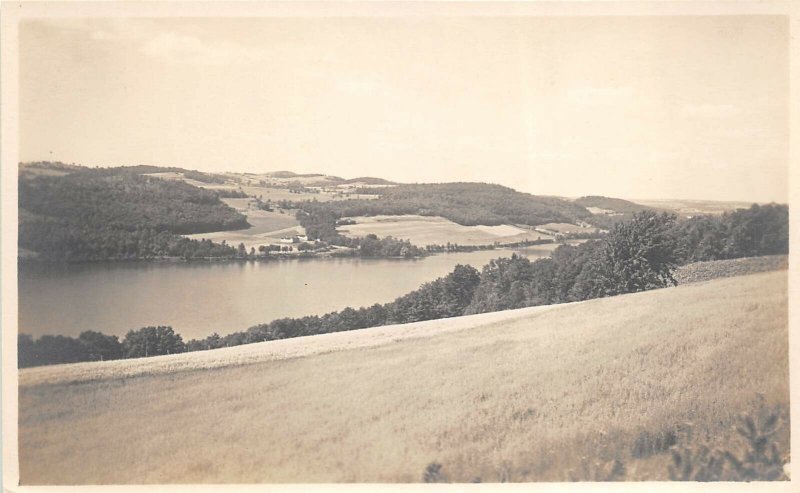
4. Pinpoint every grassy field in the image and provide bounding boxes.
[631,198,754,216]
[183,198,303,249]
[339,215,543,246]
[535,222,593,234]
[673,255,788,284]
[18,271,788,484]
